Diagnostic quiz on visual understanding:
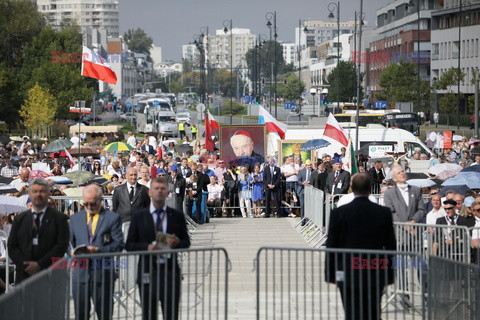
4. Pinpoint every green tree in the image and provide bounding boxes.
[467,69,479,114]
[433,67,466,126]
[169,81,184,95]
[123,28,153,55]
[20,25,96,119]
[326,61,363,103]
[245,40,287,84]
[376,62,417,107]
[213,69,237,97]
[277,73,305,101]
[20,84,56,138]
